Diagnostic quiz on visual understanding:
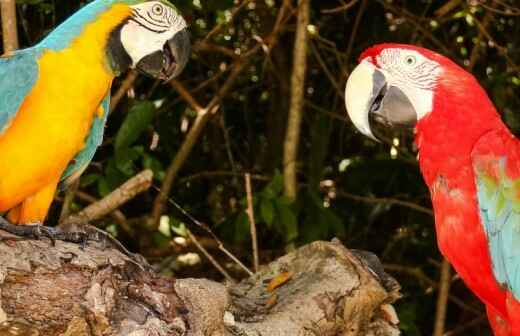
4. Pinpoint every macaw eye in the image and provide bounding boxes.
[404,55,416,66]
[152,4,163,15]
